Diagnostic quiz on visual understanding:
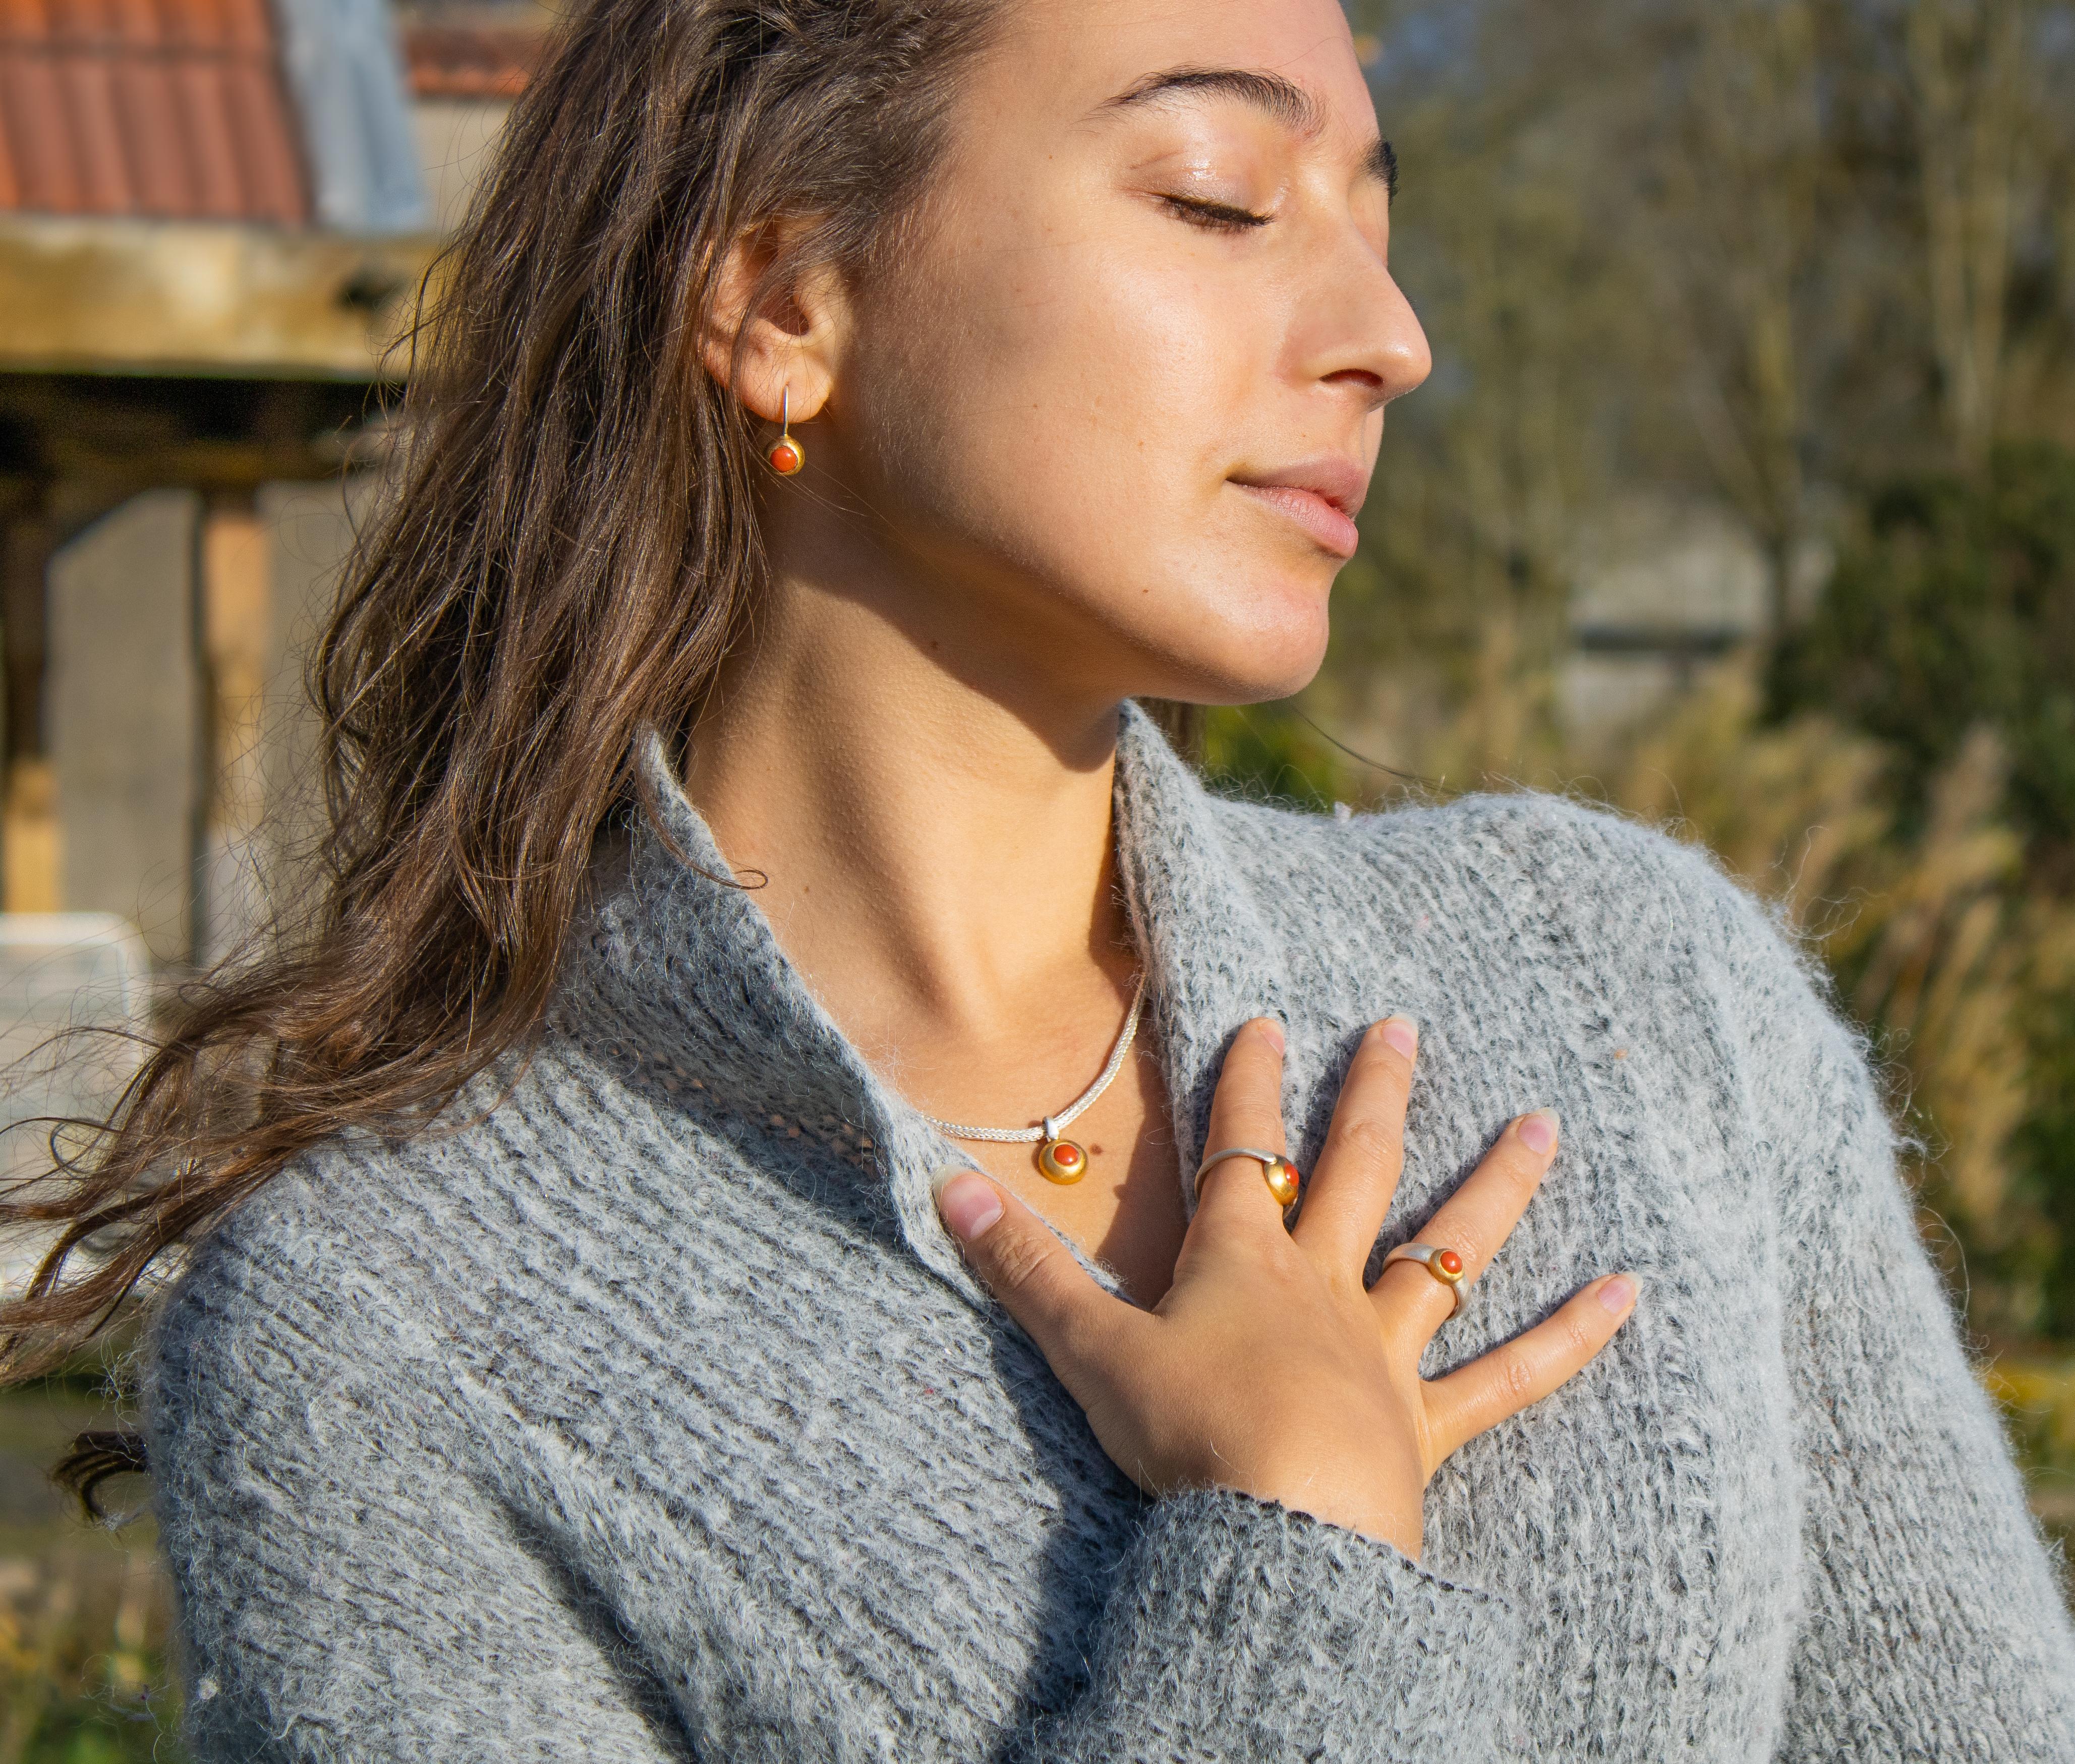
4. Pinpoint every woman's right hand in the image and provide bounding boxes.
[932,1017,1638,1559]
